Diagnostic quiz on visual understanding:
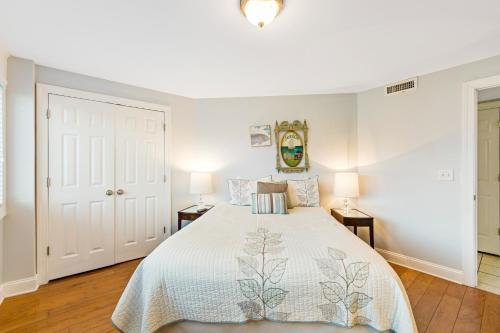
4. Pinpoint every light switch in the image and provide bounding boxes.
[438,169,454,181]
